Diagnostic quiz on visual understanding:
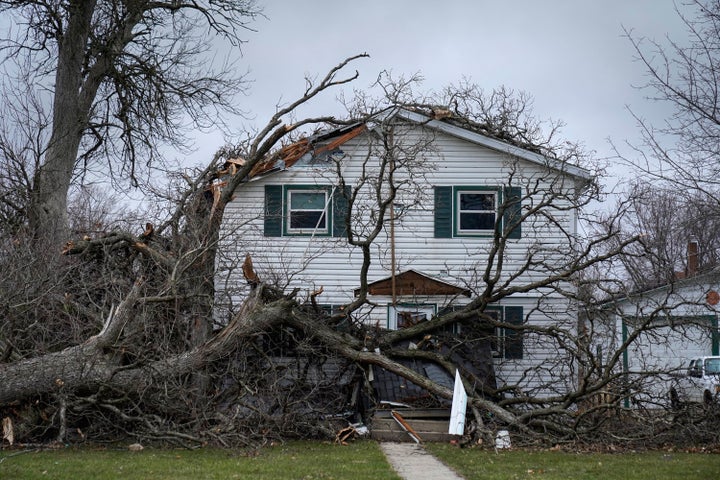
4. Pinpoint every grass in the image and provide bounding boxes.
[426,443,720,480]
[0,440,401,480]
[3,441,720,480]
